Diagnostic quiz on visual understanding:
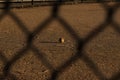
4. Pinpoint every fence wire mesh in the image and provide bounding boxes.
[0,0,120,80]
